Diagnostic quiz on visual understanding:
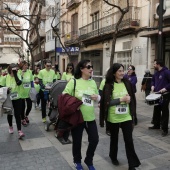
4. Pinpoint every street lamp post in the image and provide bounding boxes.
[53,25,60,65]
[157,0,165,60]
